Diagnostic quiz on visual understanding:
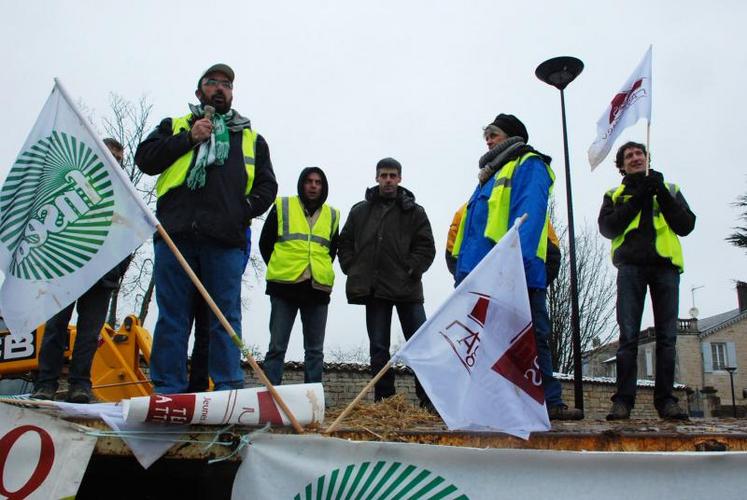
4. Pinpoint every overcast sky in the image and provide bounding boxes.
[2,1,745,362]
